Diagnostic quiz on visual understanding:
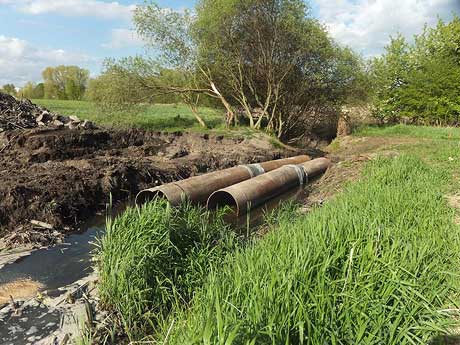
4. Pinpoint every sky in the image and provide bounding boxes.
[0,0,459,86]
